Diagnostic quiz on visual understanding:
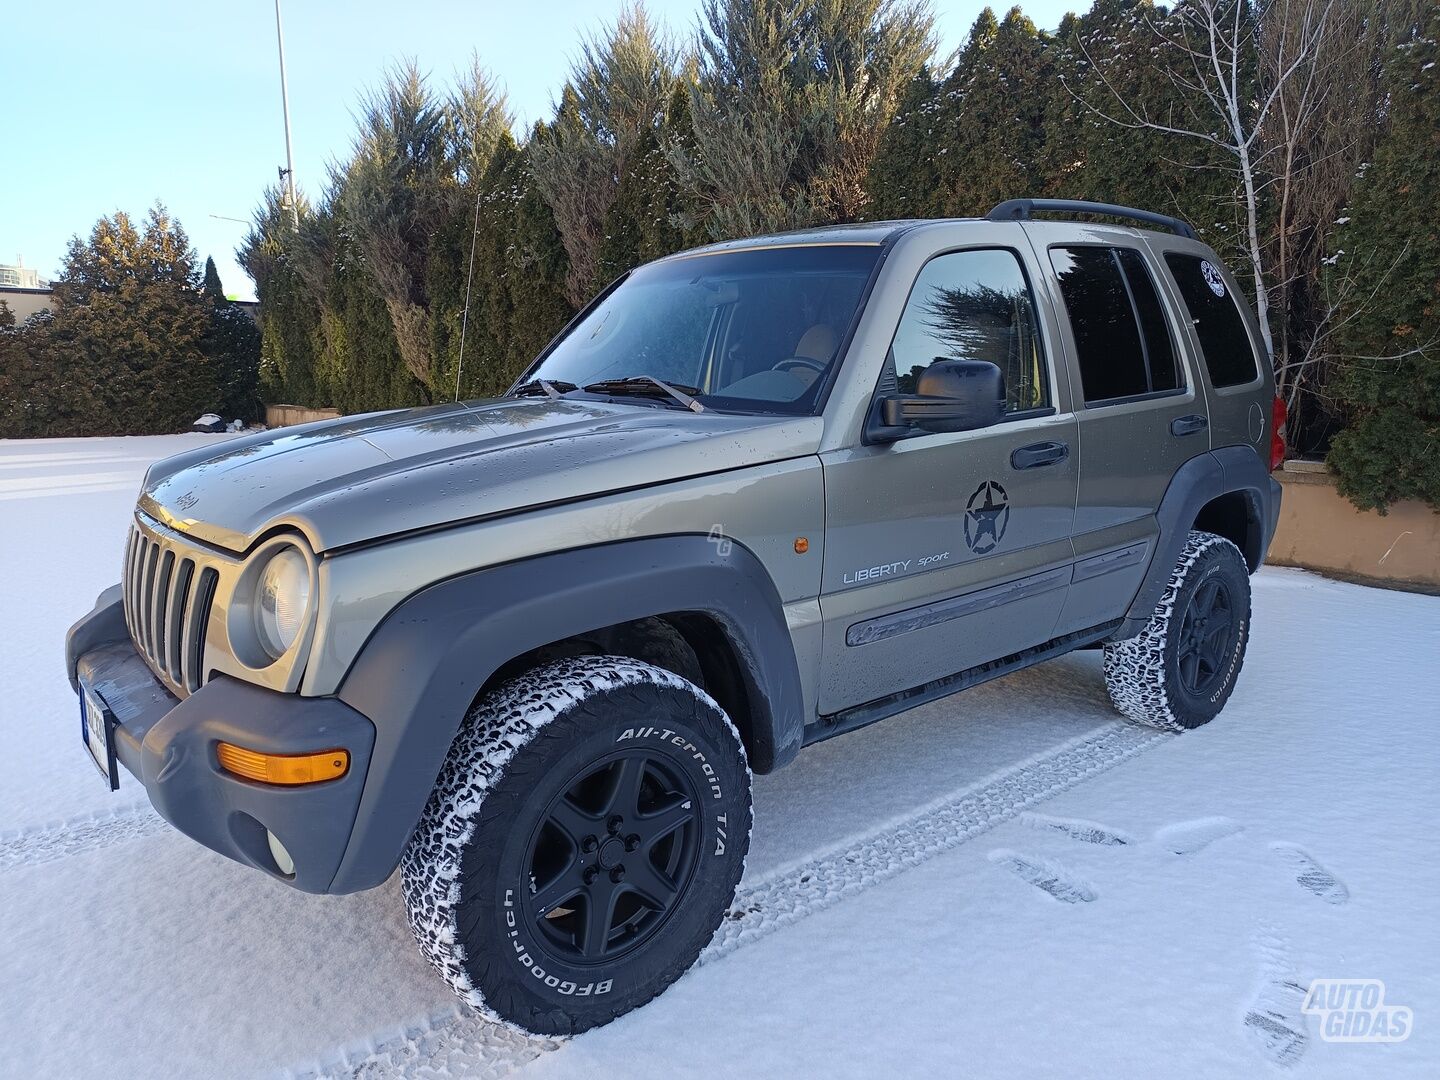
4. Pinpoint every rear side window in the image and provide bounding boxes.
[1164,253,1261,387]
[1115,249,1180,393]
[1049,246,1181,404]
